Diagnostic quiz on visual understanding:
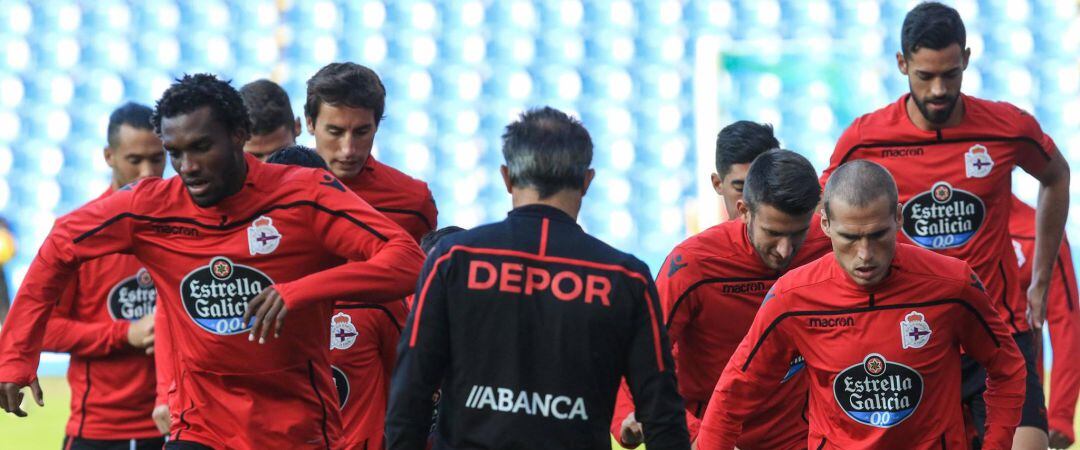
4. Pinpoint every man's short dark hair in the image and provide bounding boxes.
[240,79,296,136]
[420,226,467,254]
[501,107,593,199]
[901,2,966,59]
[823,160,899,217]
[151,73,251,136]
[742,149,820,216]
[264,144,329,170]
[305,62,385,126]
[107,102,154,148]
[715,121,780,177]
